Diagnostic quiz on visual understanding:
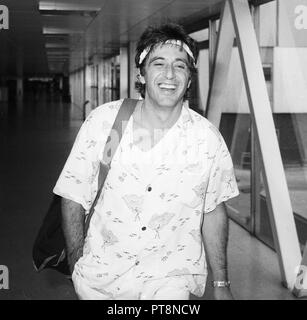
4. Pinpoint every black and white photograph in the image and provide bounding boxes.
[0,0,307,303]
